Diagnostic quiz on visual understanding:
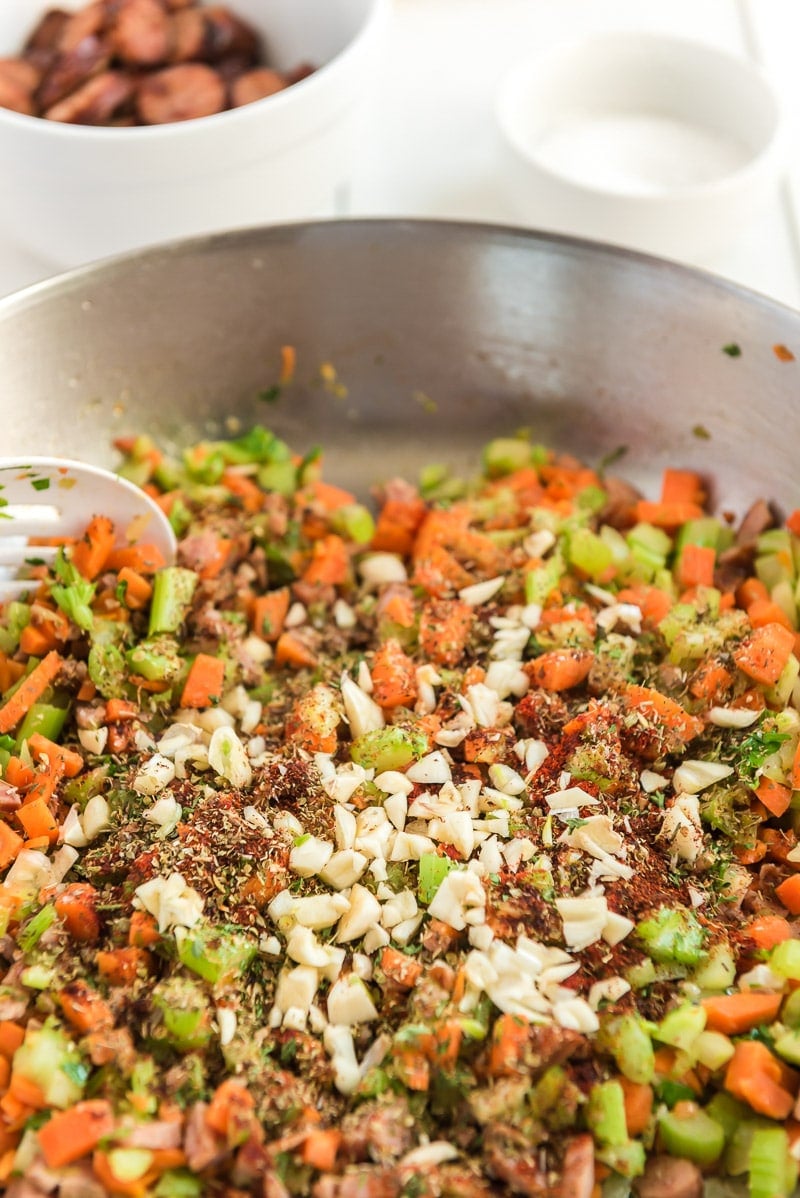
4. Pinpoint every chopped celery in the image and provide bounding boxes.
[50,548,96,632]
[603,1013,655,1084]
[725,1119,775,1177]
[154,1171,204,1198]
[20,964,55,990]
[418,853,456,904]
[15,702,68,751]
[770,938,800,979]
[126,637,183,683]
[657,1106,724,1167]
[656,1004,706,1053]
[0,600,31,654]
[524,554,564,606]
[152,979,213,1051]
[168,496,193,537]
[691,941,736,991]
[635,906,708,966]
[350,726,426,772]
[17,903,57,953]
[258,460,297,495]
[773,1029,800,1067]
[567,528,613,580]
[627,522,672,565]
[693,1030,734,1071]
[482,437,533,478]
[575,484,607,514]
[748,1125,792,1198]
[706,1091,749,1143]
[596,1140,645,1179]
[781,988,800,1028]
[765,653,800,708]
[586,1080,628,1147]
[216,426,286,465]
[107,1148,154,1183]
[177,924,257,985]
[330,503,376,545]
[14,1020,85,1108]
[149,567,198,636]
[675,516,729,552]
[88,641,128,699]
